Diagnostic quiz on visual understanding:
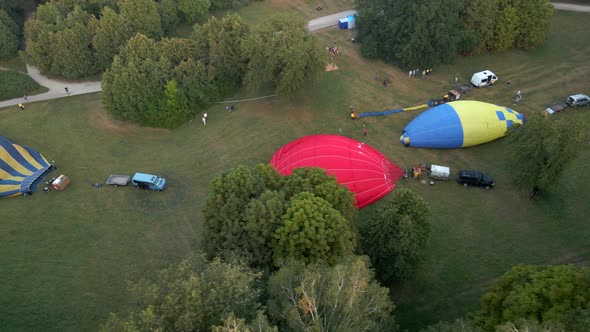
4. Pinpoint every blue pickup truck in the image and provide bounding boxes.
[105,173,167,191]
